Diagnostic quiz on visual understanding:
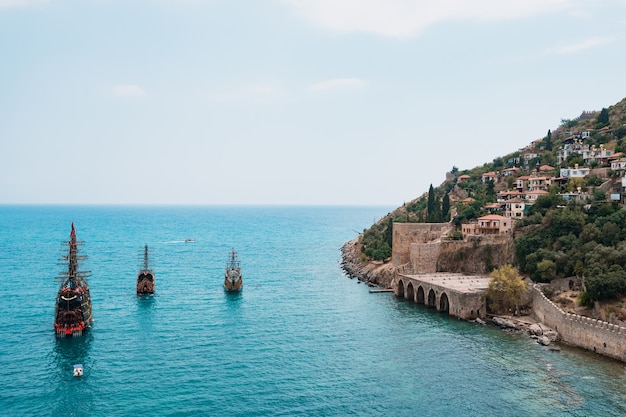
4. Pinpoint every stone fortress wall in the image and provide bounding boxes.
[532,287,626,362]
[392,223,451,269]
[393,222,514,274]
